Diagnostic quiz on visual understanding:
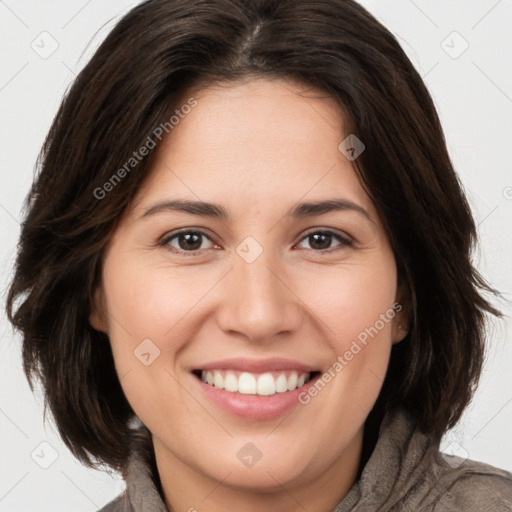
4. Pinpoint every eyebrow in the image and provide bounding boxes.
[139,198,372,222]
